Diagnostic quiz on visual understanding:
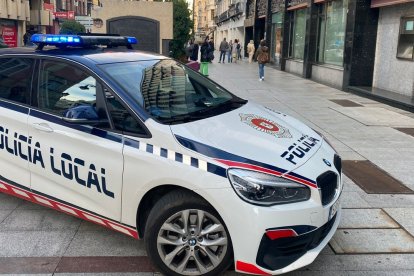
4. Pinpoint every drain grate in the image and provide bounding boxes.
[343,160,413,194]
[395,128,414,138]
[330,99,363,107]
